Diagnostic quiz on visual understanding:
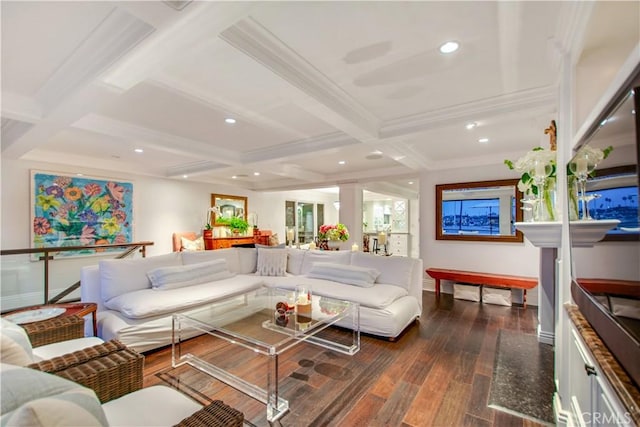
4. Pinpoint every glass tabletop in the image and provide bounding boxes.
[175,286,358,356]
